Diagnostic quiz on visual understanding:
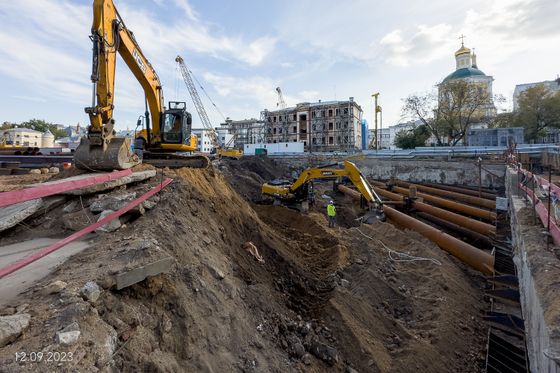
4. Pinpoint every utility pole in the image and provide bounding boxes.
[371,93,381,150]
